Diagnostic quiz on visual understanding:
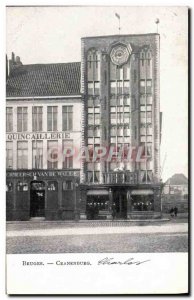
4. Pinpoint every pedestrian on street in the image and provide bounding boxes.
[112,207,116,221]
[170,207,174,217]
[174,206,178,217]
